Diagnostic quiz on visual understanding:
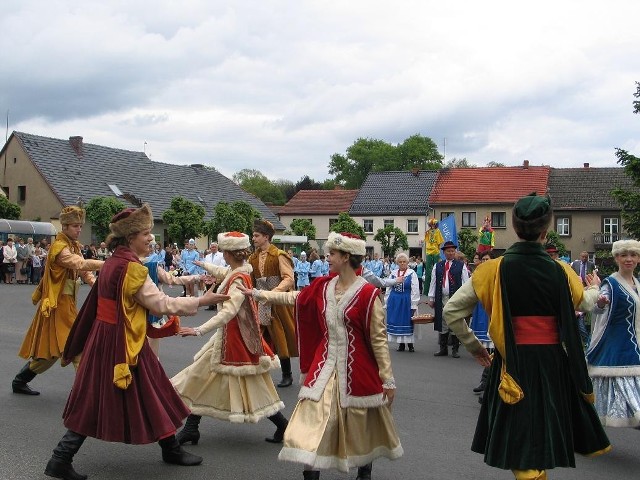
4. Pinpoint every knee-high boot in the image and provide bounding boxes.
[176,414,201,445]
[265,411,289,443]
[278,357,293,388]
[434,333,449,356]
[44,430,87,480]
[159,435,202,466]
[451,335,460,358]
[12,362,40,395]
[473,367,489,393]
[303,470,320,479]
[356,463,373,480]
